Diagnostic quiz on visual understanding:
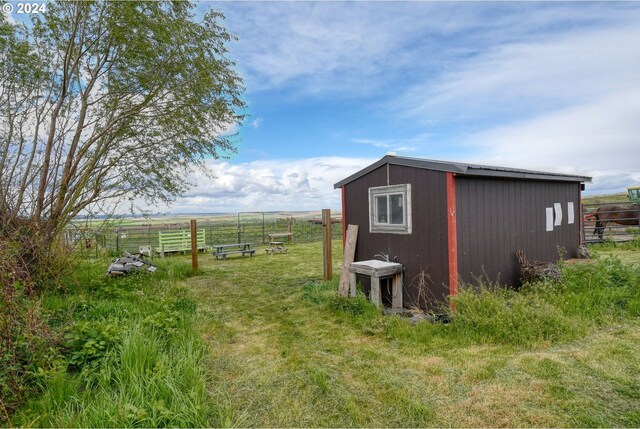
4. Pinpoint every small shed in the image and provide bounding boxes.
[334,155,591,309]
